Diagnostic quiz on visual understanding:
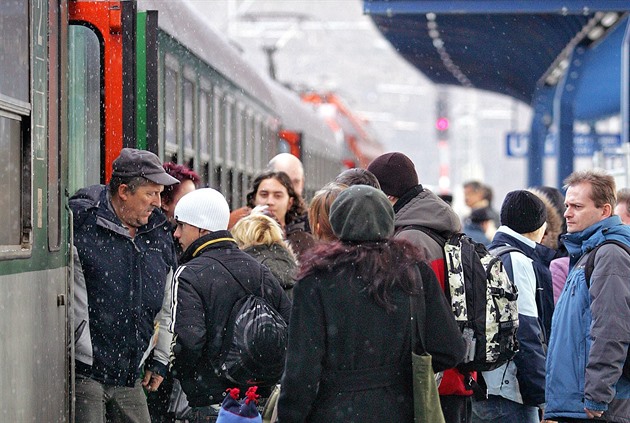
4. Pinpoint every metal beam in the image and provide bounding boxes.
[555,46,586,188]
[528,85,554,187]
[364,1,630,15]
[622,18,630,187]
